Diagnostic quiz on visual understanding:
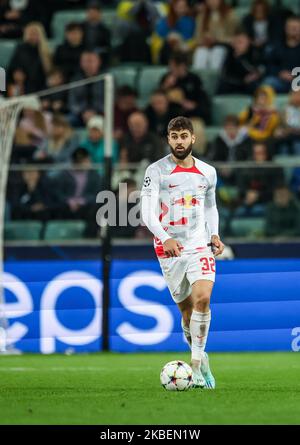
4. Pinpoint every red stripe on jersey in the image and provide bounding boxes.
[169,217,188,226]
[159,202,169,222]
[196,246,208,251]
[170,165,204,175]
